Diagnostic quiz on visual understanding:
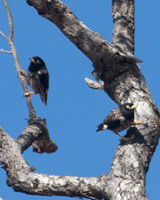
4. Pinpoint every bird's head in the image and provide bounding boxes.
[29,56,45,66]
[120,103,136,119]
